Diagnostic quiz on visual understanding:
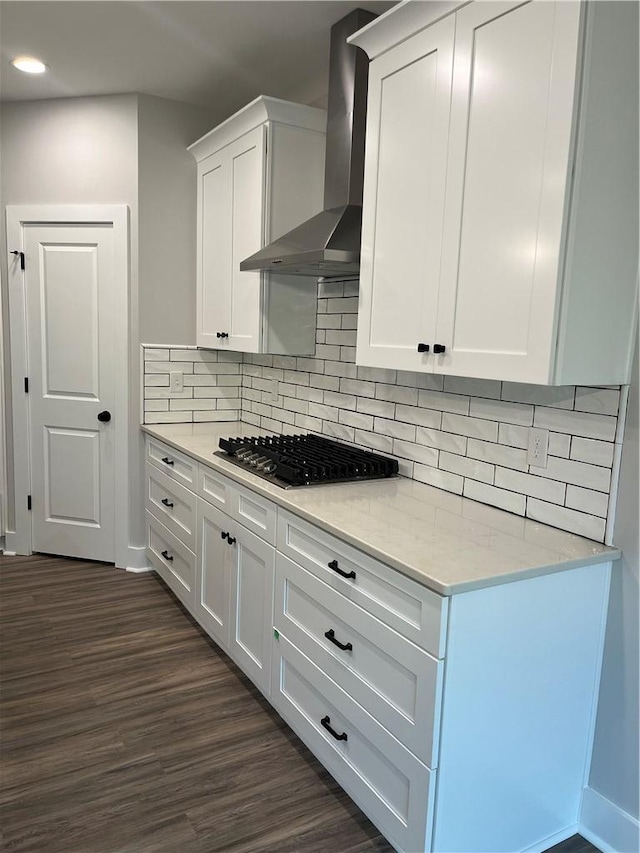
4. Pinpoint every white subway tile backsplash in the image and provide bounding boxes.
[144,374,170,387]
[418,389,470,415]
[526,499,606,541]
[393,440,439,467]
[414,464,464,495]
[339,410,374,431]
[501,382,575,409]
[574,387,620,416]
[540,456,611,493]
[416,427,467,455]
[469,397,534,427]
[376,384,419,406]
[444,376,501,399]
[533,407,617,441]
[566,485,609,518]
[357,398,395,418]
[144,283,623,544]
[145,360,194,374]
[495,468,566,504]
[467,438,528,471]
[498,423,529,449]
[463,480,526,516]
[442,413,499,442]
[548,432,571,458]
[354,430,394,454]
[395,405,441,429]
[143,347,170,361]
[374,418,416,442]
[570,437,615,467]
[440,452,494,484]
